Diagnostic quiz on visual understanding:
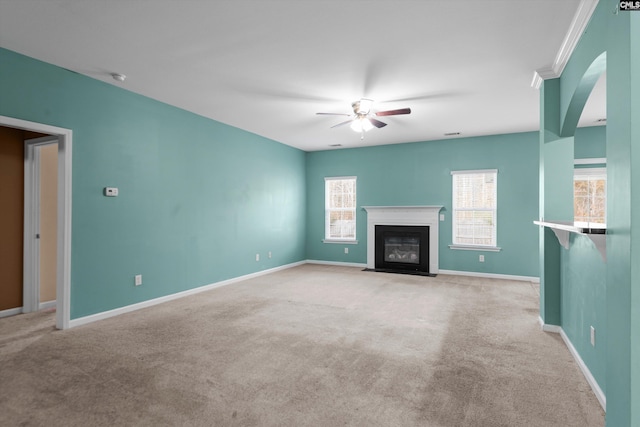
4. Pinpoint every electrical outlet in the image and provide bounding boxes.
[256,253,260,261]
[135,274,142,286]
[479,255,485,262]
[590,326,596,346]
[440,214,445,221]
[344,247,349,254]
[268,251,272,258]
